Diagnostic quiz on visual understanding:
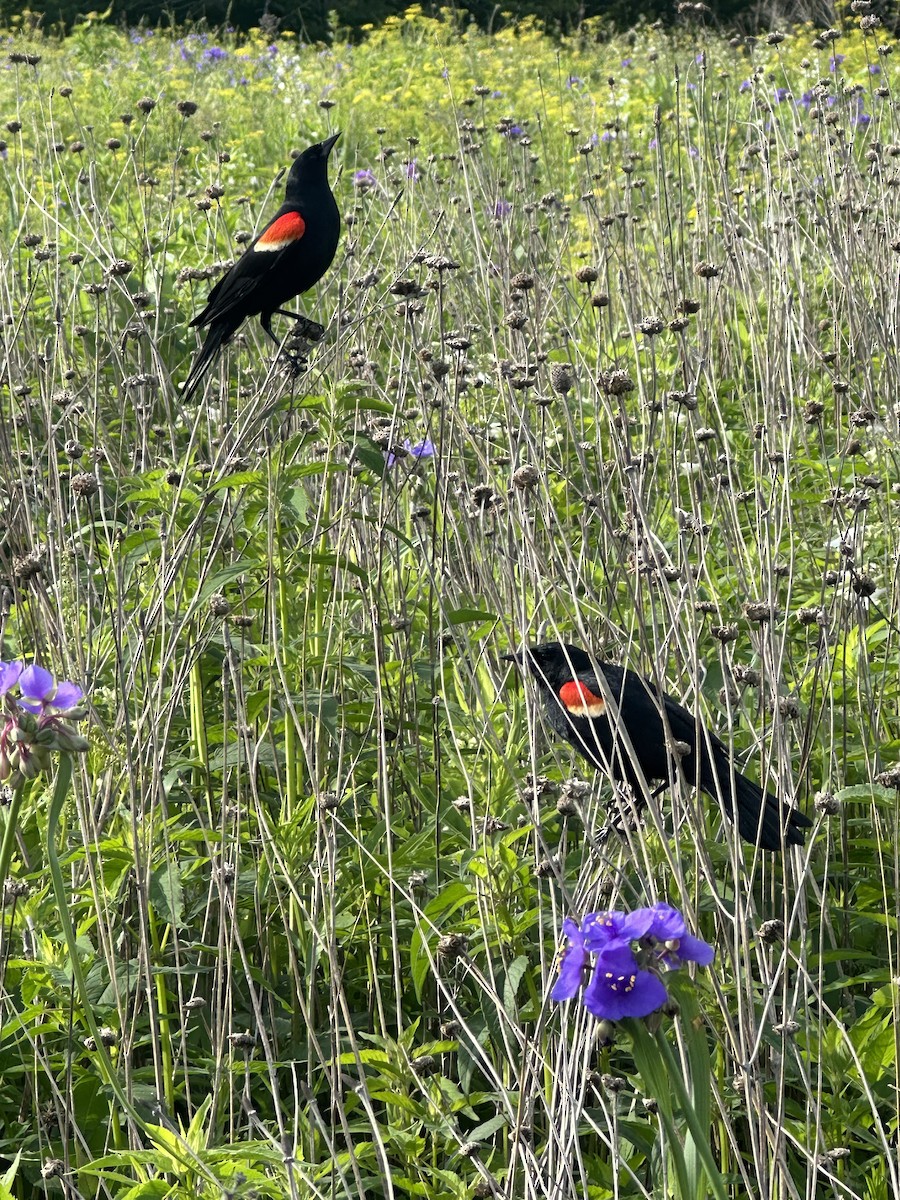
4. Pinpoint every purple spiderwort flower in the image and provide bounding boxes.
[739,79,752,93]
[870,63,882,74]
[551,903,713,1022]
[774,87,790,103]
[387,438,436,468]
[567,75,583,88]
[0,661,23,695]
[406,159,419,181]
[353,169,377,190]
[643,902,715,968]
[584,942,669,1020]
[830,55,845,72]
[493,199,512,219]
[0,661,88,786]
[550,918,588,999]
[18,664,84,715]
